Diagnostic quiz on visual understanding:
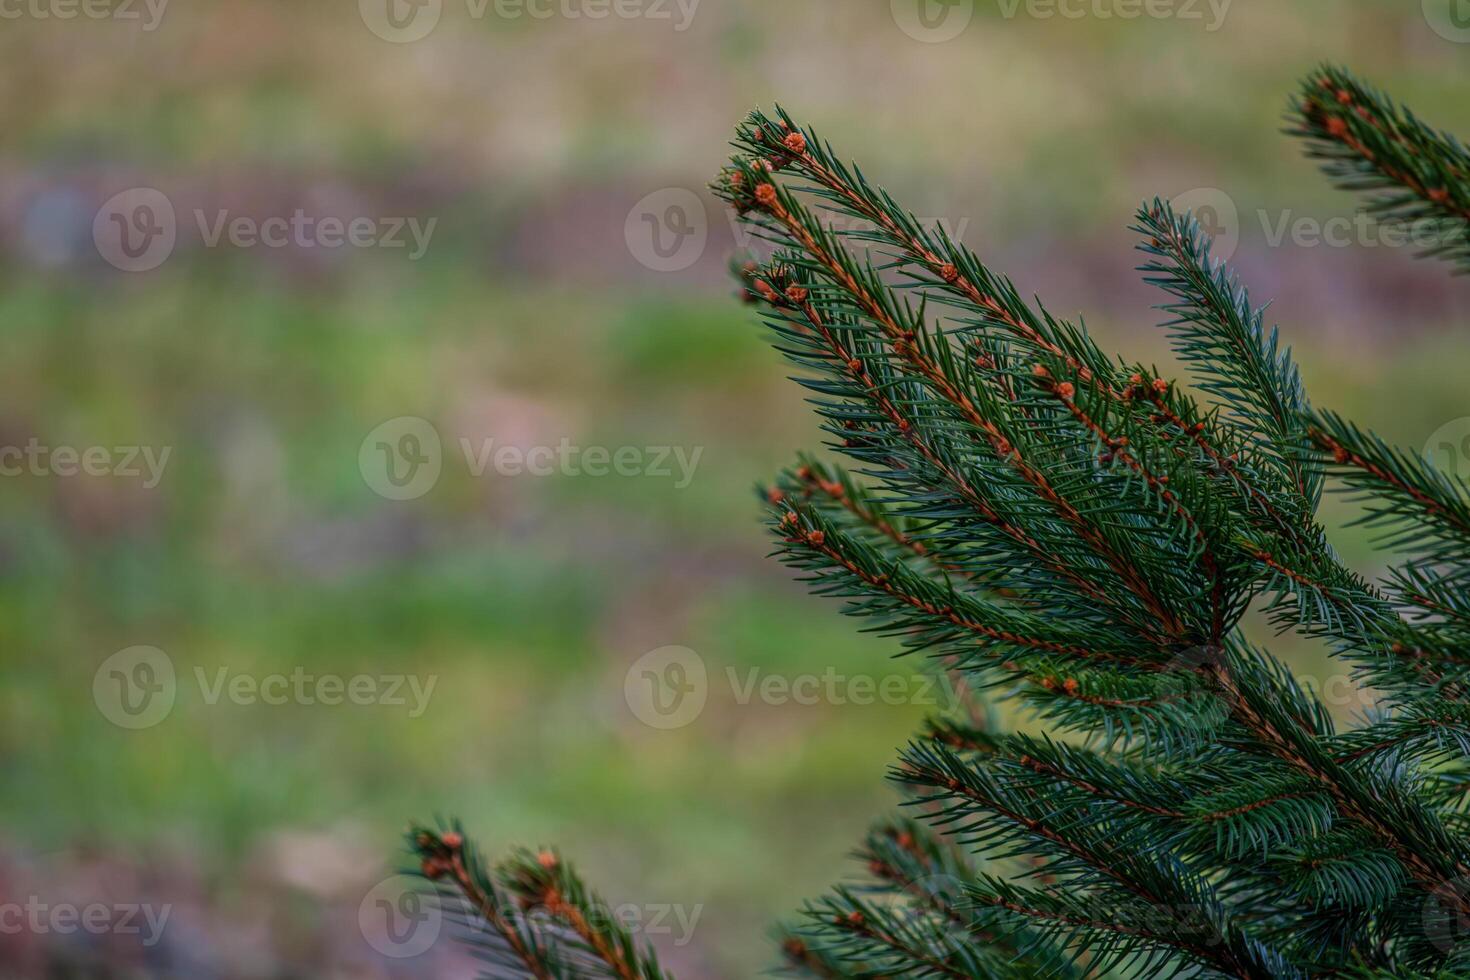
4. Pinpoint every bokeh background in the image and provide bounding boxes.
[1,1,1468,976]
